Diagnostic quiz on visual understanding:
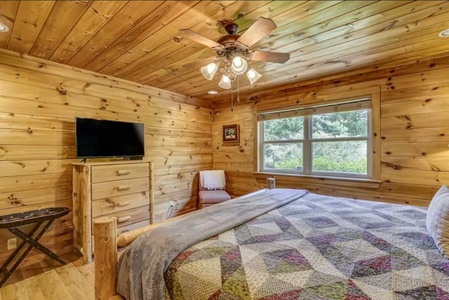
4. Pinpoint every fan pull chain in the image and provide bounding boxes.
[231,81,234,112]
[237,75,240,103]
